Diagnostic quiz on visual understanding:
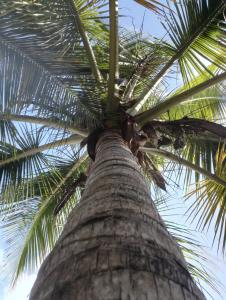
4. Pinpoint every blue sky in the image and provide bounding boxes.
[0,1,226,299]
